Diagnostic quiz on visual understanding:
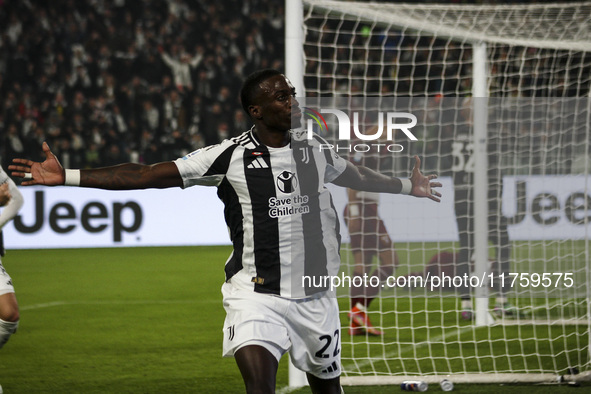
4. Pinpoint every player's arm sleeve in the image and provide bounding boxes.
[311,135,348,183]
[173,141,237,188]
[0,176,24,230]
[325,152,347,183]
